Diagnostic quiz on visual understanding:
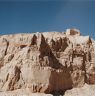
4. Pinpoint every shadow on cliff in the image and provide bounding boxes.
[48,48,73,95]
[37,35,73,95]
[45,62,73,95]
